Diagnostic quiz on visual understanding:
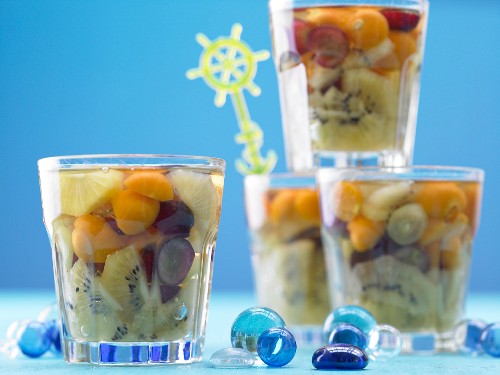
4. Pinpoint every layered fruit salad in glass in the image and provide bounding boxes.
[319,172,483,335]
[270,3,428,160]
[42,164,223,344]
[245,175,330,341]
